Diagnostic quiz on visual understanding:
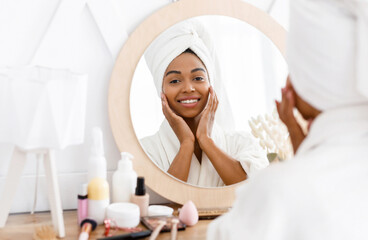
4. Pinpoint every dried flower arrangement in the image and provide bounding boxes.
[248,109,308,163]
